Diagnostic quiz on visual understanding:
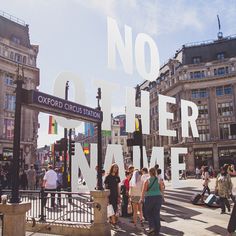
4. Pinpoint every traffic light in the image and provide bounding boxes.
[135,118,140,131]
[96,88,101,100]
[133,118,142,145]
[69,140,75,156]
